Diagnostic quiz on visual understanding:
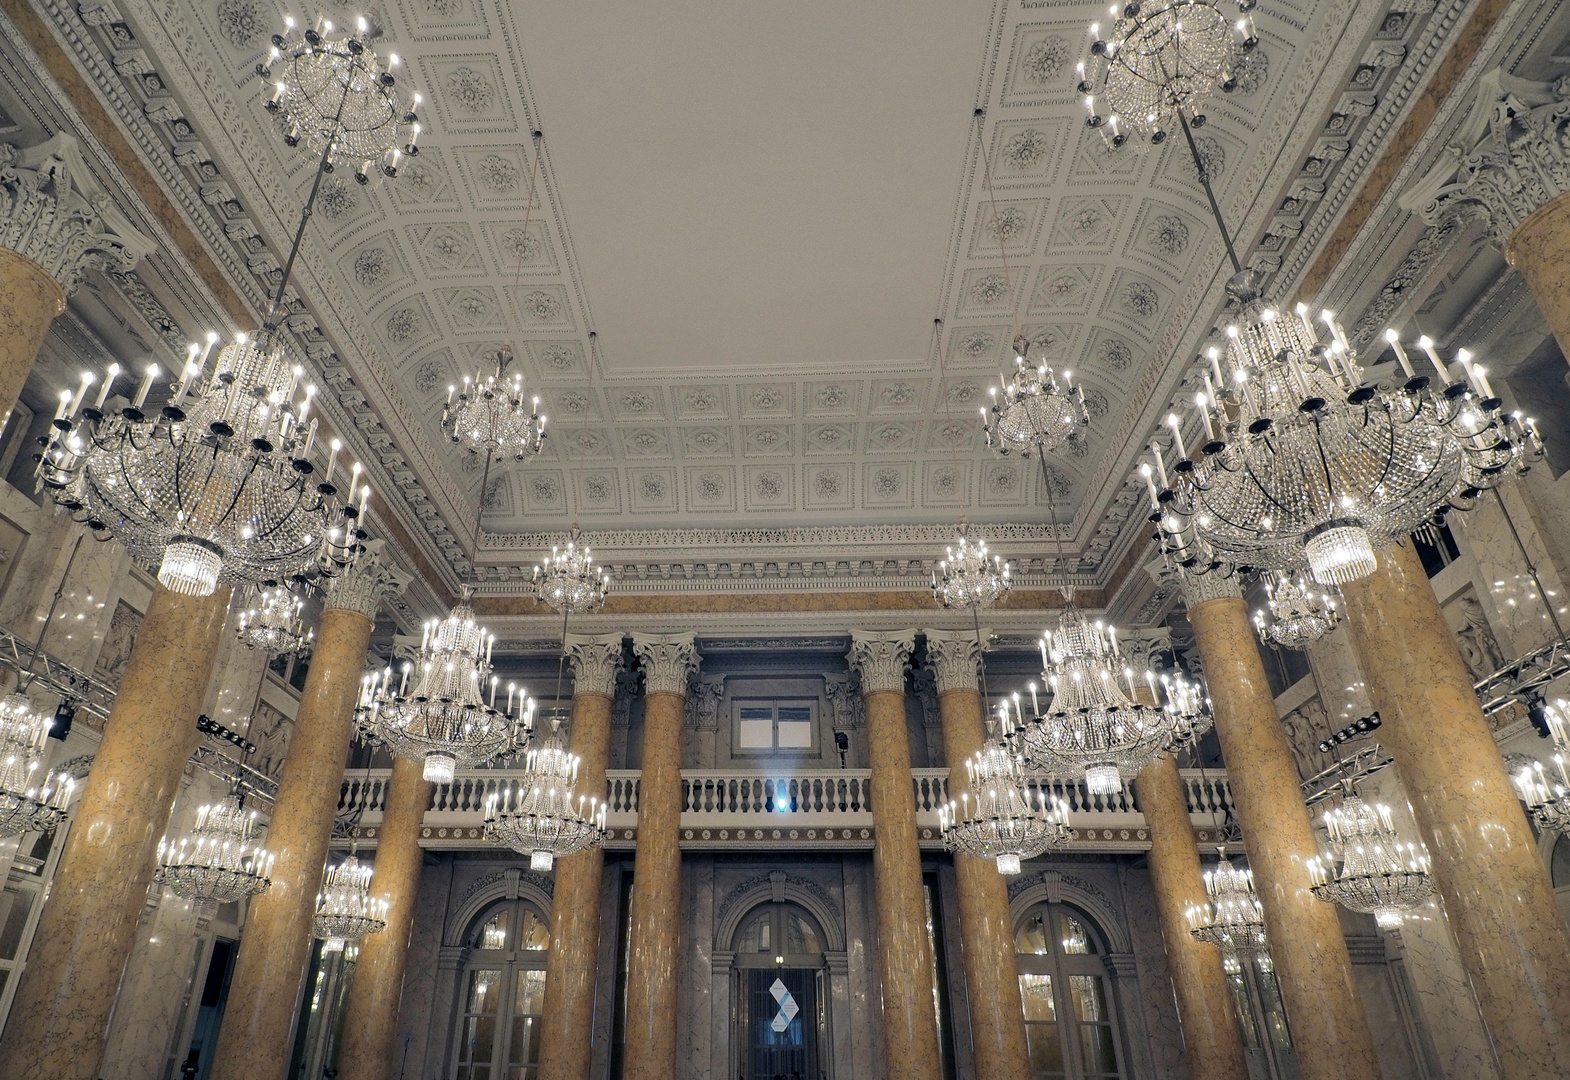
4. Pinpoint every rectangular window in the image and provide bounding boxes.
[731,700,819,755]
